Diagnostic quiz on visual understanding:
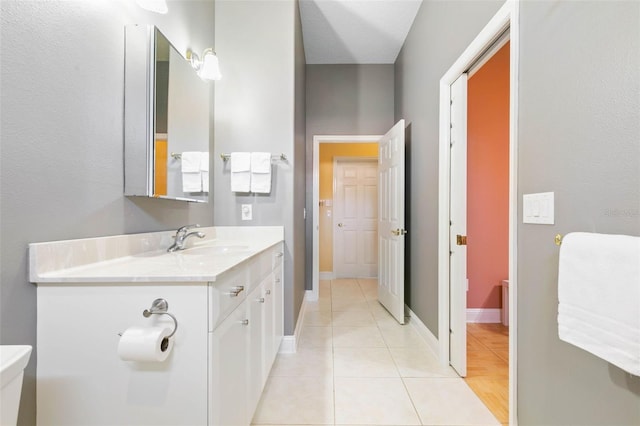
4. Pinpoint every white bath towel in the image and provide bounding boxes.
[230,152,250,172]
[181,152,202,173]
[558,232,640,376]
[230,152,251,192]
[200,152,209,193]
[182,172,202,192]
[200,152,209,172]
[250,152,271,194]
[181,151,202,192]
